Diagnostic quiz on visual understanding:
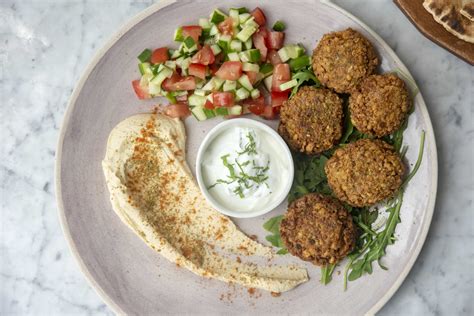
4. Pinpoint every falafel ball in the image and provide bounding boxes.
[349,74,411,137]
[279,86,343,154]
[312,28,379,93]
[280,193,357,266]
[325,139,405,207]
